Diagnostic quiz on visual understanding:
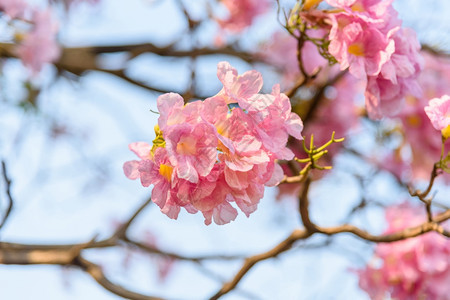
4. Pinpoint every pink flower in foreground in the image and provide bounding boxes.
[16,9,61,74]
[0,0,27,18]
[217,0,270,32]
[424,95,450,138]
[165,123,218,183]
[124,62,303,225]
[357,203,450,300]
